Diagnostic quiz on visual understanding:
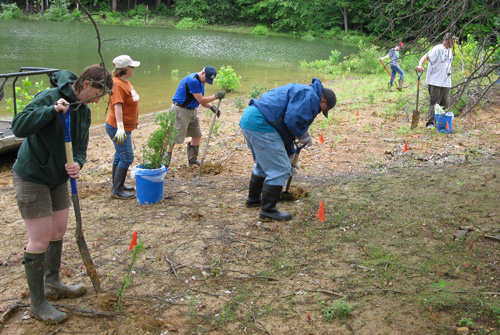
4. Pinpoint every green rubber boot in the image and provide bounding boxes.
[45,239,87,300]
[23,251,67,324]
